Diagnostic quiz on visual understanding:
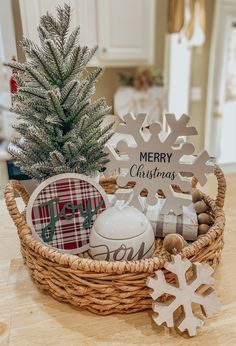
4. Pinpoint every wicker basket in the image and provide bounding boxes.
[5,165,226,315]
